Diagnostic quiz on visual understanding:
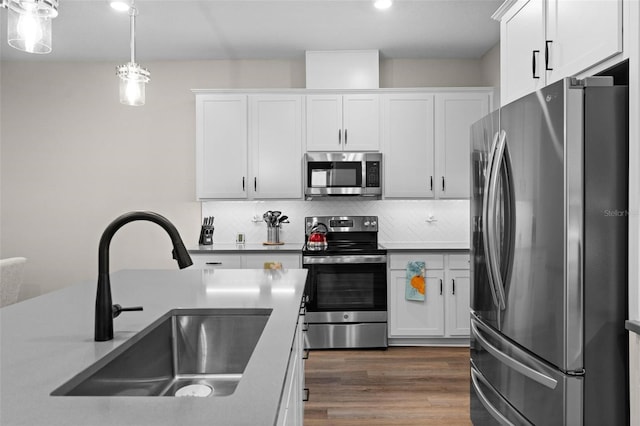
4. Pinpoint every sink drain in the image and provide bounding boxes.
[175,384,213,397]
